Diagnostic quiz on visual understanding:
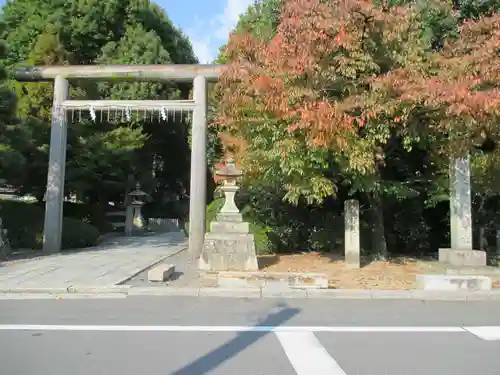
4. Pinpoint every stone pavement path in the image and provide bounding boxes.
[0,233,187,290]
